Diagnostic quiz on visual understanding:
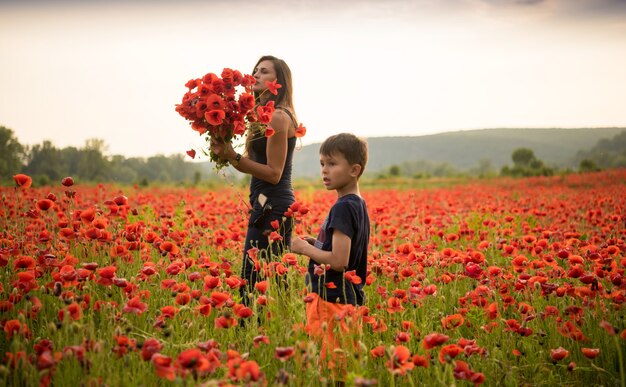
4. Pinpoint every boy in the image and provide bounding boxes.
[290,133,370,374]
